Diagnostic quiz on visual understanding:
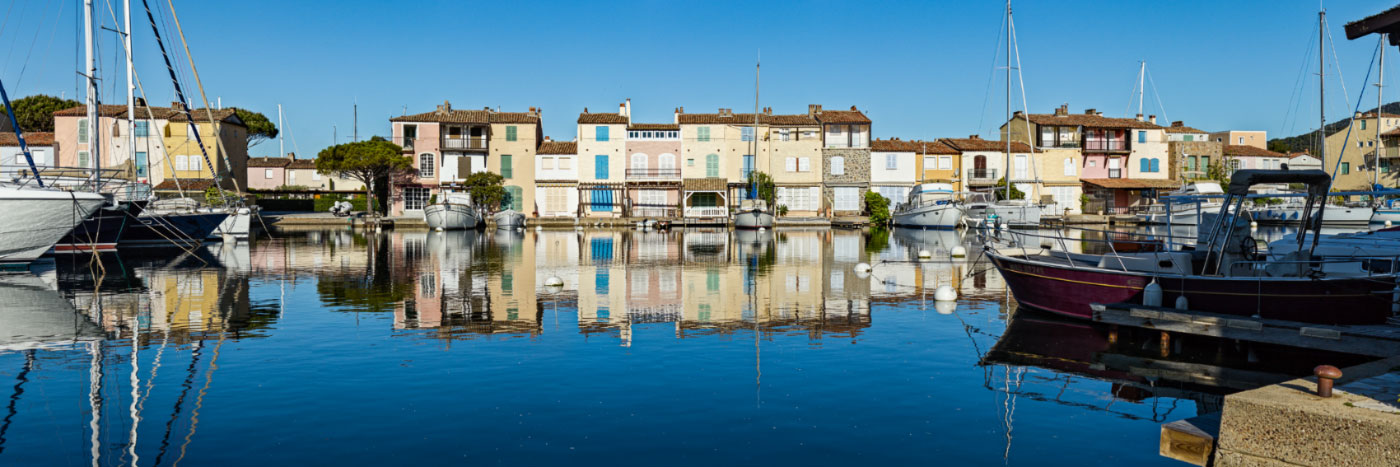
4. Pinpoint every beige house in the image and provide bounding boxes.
[53,102,249,194]
[489,112,543,214]
[386,102,541,216]
[577,103,630,217]
[1323,111,1400,190]
[1209,130,1267,150]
